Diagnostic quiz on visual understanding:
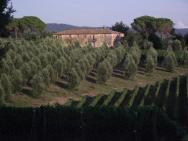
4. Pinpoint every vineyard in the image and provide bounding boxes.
[0,38,188,141]
[0,38,188,106]
[66,75,188,124]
